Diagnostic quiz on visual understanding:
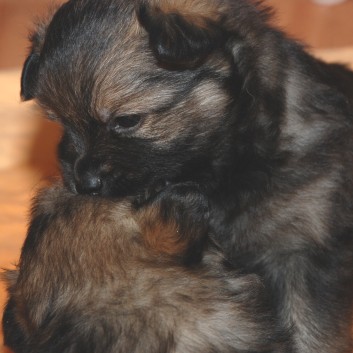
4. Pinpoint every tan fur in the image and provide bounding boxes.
[138,207,187,257]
